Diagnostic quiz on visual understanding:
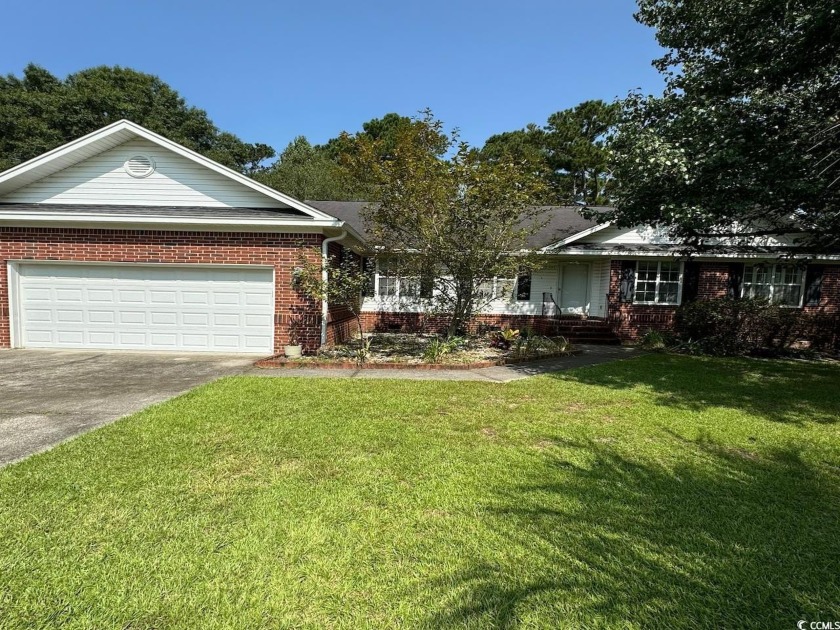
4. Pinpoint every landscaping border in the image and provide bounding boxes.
[254,349,581,370]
